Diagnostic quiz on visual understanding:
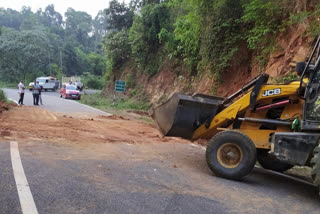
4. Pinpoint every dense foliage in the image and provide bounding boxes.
[1,0,320,90]
[0,5,106,85]
[103,0,320,83]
